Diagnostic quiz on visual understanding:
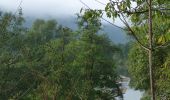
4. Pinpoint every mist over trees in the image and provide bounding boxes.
[0,0,170,99]
[0,9,126,99]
